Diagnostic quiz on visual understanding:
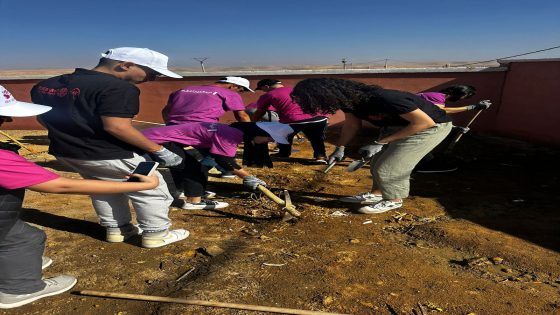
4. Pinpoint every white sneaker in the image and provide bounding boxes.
[179,191,216,199]
[142,229,190,248]
[106,224,141,243]
[41,256,53,270]
[358,200,403,214]
[182,200,229,210]
[0,275,77,309]
[339,192,383,204]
